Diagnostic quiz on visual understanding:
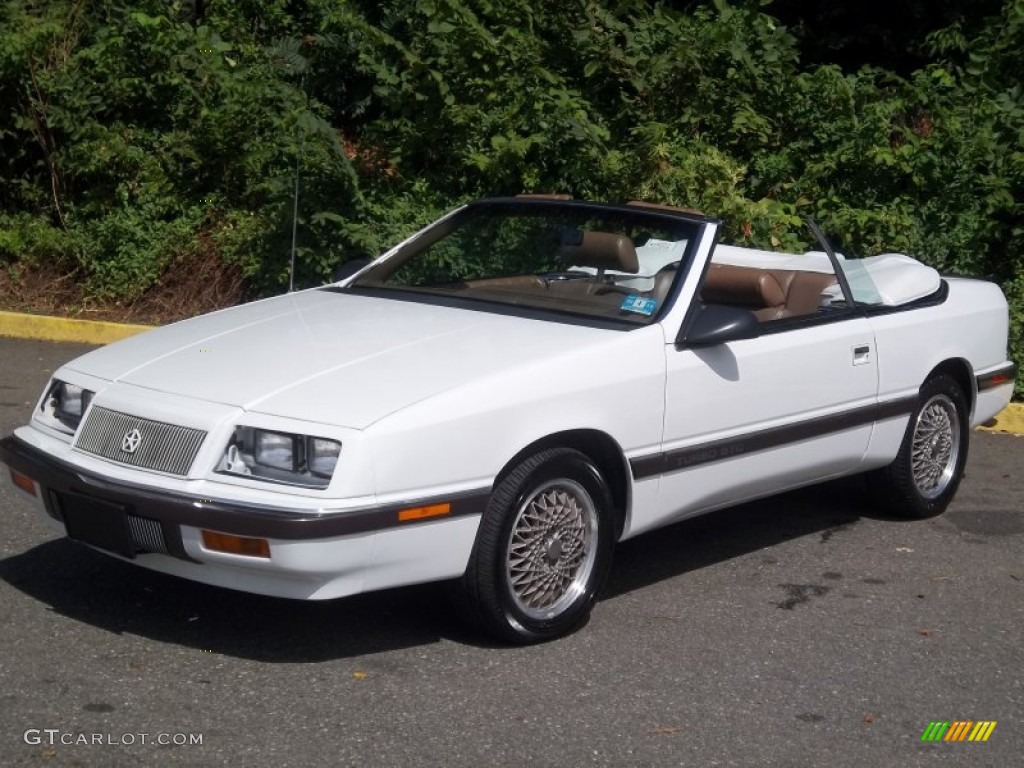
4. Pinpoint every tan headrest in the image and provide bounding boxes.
[560,231,639,274]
